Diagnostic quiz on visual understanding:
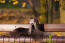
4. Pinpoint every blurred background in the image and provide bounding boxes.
[0,0,40,24]
[41,0,65,24]
[0,0,65,24]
